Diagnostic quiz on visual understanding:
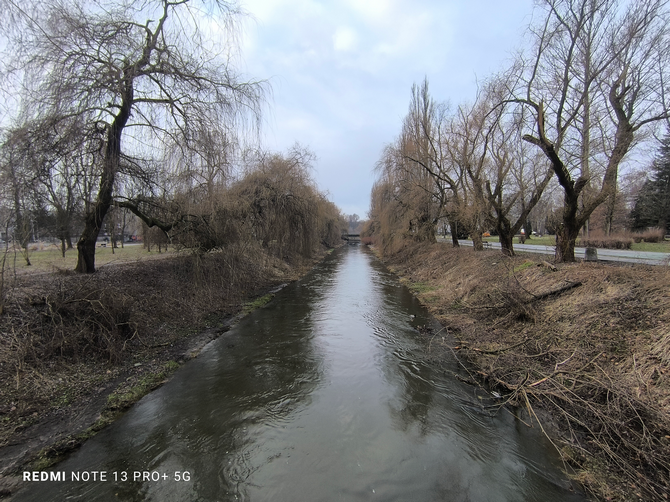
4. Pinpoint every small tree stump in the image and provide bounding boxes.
[585,247,598,262]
